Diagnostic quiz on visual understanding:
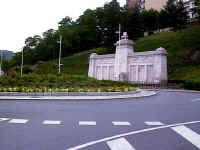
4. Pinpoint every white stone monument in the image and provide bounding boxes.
[88,32,167,84]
